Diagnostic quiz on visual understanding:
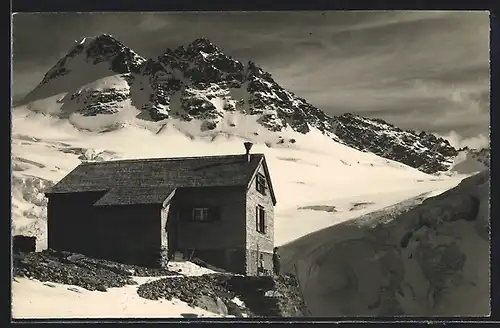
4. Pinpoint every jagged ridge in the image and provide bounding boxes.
[21,34,461,174]
[333,114,458,174]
